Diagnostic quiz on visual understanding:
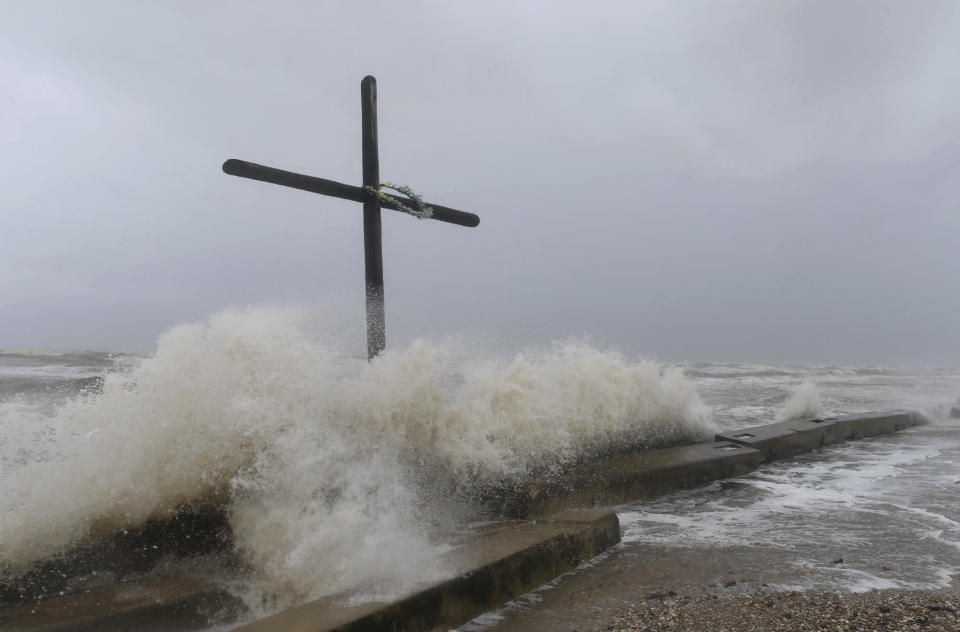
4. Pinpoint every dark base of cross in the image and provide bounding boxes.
[222,76,479,360]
